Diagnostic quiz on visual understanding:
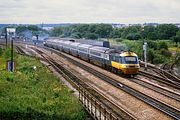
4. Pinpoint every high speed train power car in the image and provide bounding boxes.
[44,39,140,75]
